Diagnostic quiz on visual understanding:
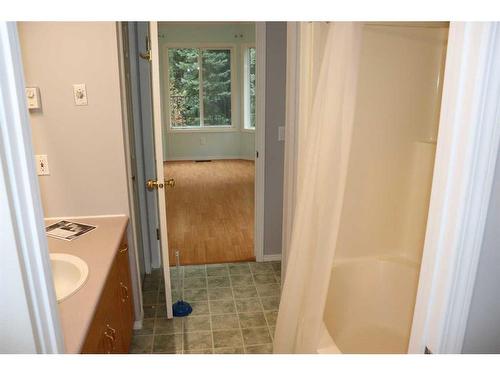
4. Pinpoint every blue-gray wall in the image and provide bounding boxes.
[263,22,286,256]
[462,145,500,353]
